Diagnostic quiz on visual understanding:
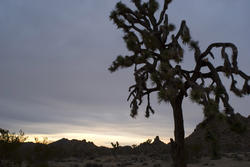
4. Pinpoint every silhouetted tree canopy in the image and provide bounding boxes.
[109,0,249,119]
